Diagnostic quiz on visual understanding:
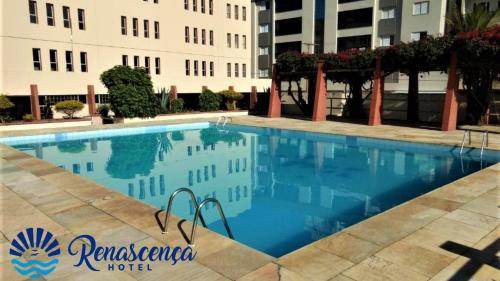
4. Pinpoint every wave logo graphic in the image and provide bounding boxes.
[9,227,60,278]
